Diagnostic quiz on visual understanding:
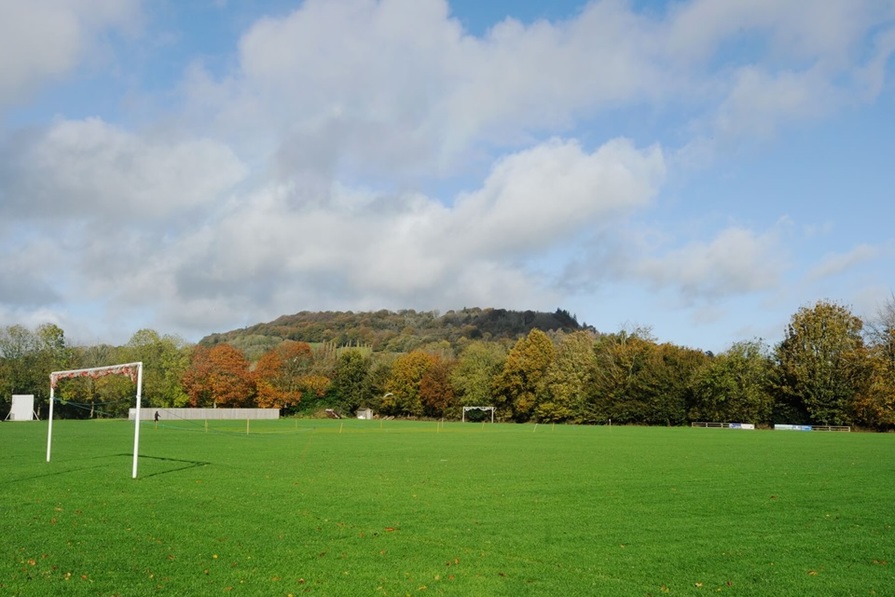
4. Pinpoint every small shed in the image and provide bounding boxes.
[356,408,374,420]
[5,395,38,421]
